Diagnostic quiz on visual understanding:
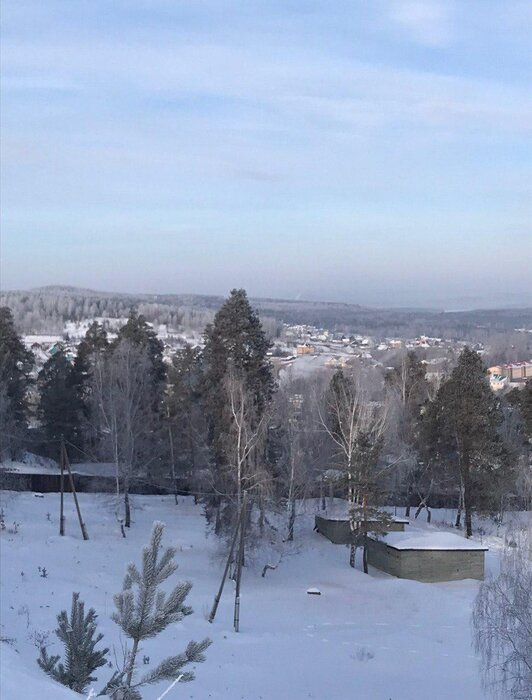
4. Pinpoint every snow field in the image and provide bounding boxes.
[0,492,500,700]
